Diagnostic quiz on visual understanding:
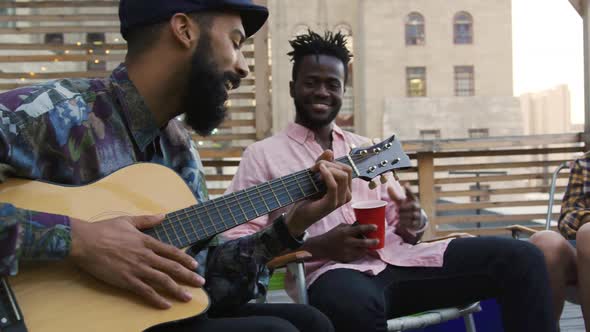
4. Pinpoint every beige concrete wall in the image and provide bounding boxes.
[383,96,523,140]
[361,0,514,137]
